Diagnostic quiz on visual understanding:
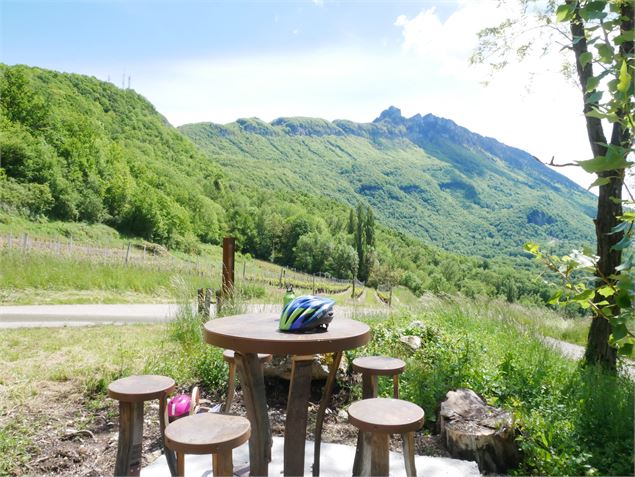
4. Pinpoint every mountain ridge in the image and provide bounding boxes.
[180,106,596,258]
